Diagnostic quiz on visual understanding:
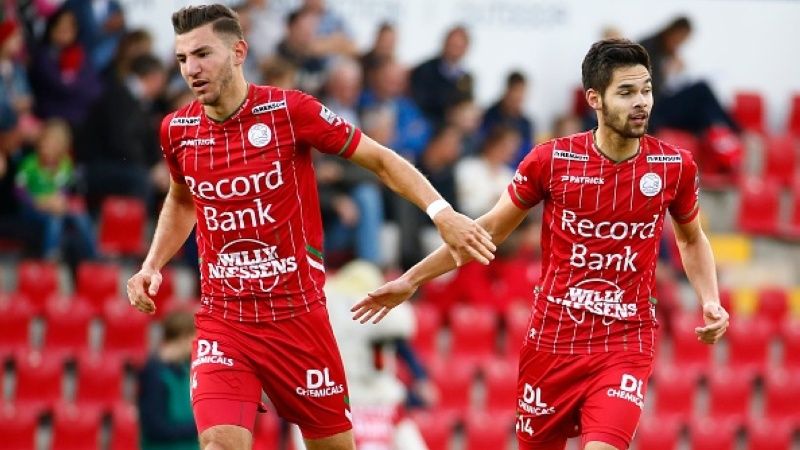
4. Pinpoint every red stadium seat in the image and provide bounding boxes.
[781,318,800,370]
[503,301,531,364]
[657,128,701,160]
[651,364,697,425]
[51,402,102,450]
[737,177,780,236]
[103,298,152,367]
[724,315,771,379]
[110,402,140,450]
[668,311,712,379]
[732,91,765,134]
[98,196,147,257]
[43,295,94,360]
[410,301,442,362]
[12,349,65,414]
[429,357,475,422]
[787,93,800,138]
[409,410,455,450]
[76,261,120,313]
[689,417,736,450]
[75,350,125,411]
[252,411,281,450]
[482,357,517,414]
[16,260,59,313]
[746,417,793,450]
[785,180,800,239]
[762,134,798,187]
[706,365,753,427]
[464,410,514,450]
[0,294,34,359]
[763,368,800,424]
[756,286,789,334]
[449,304,498,370]
[632,414,680,450]
[0,403,40,450]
